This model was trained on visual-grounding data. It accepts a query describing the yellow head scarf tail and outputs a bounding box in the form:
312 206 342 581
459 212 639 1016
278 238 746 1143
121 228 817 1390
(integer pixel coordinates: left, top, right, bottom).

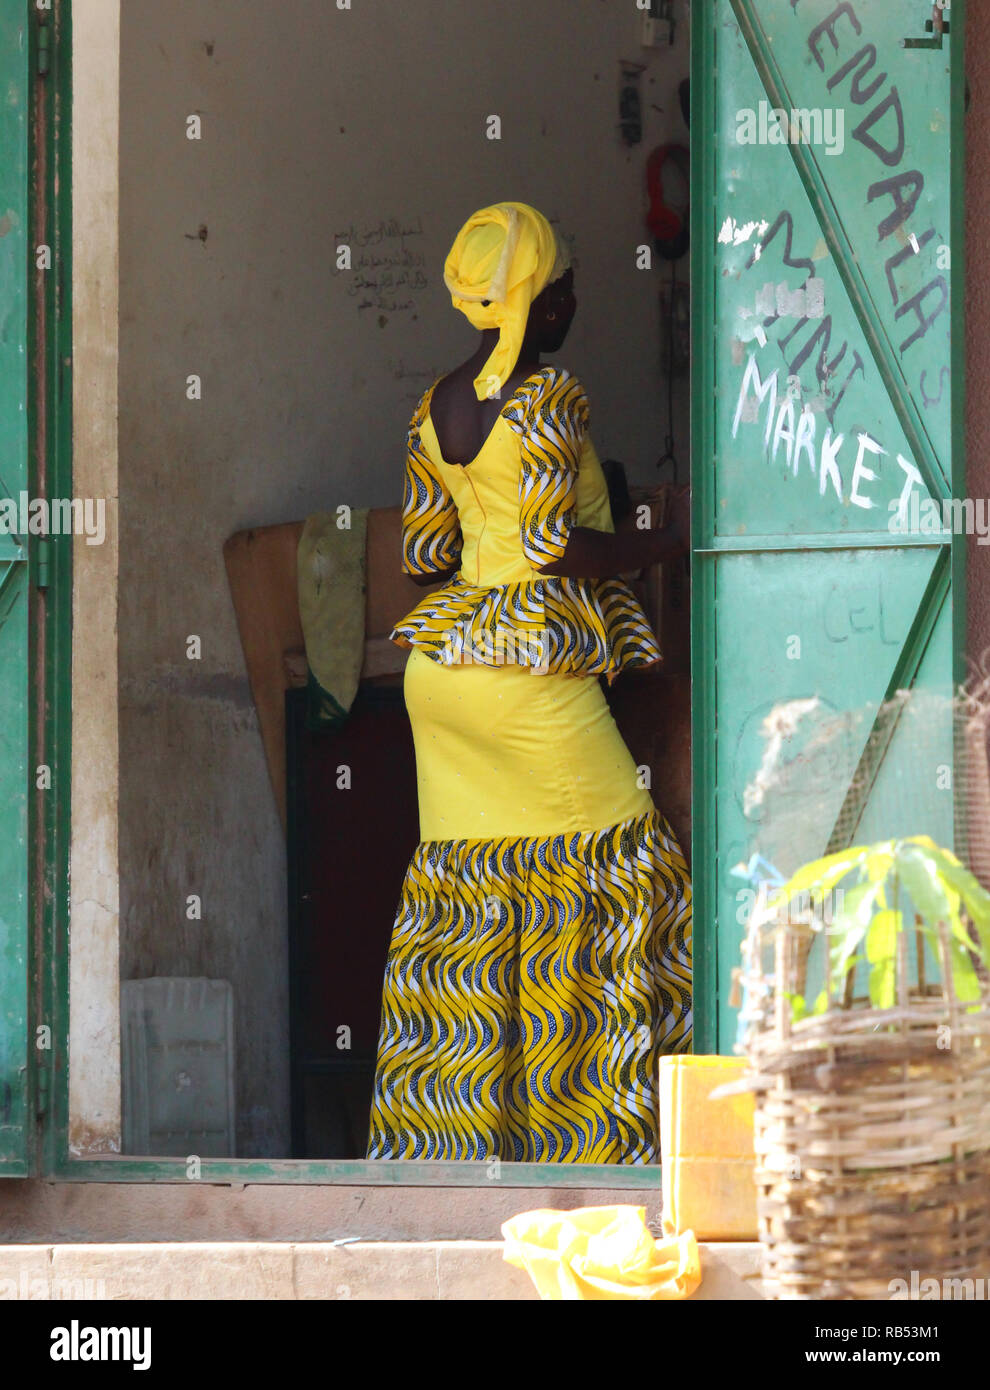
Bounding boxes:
443 202 571 402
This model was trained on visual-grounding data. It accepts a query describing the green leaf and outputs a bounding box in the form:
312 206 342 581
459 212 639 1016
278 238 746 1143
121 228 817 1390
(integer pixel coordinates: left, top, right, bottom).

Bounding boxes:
894 844 956 929
946 936 983 1003
865 847 895 884
780 846 871 900
829 880 878 943
865 908 901 1009
830 918 868 982
948 910 980 954
823 879 883 1001
778 838 990 1013
786 991 808 1022
916 845 990 967
866 908 900 962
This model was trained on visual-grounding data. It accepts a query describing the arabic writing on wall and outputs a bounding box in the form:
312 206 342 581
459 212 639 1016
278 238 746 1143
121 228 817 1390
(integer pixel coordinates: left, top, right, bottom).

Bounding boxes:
334 216 429 315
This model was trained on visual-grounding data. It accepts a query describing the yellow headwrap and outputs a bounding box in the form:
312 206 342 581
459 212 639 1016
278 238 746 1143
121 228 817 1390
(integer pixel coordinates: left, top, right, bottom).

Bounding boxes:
443 202 571 402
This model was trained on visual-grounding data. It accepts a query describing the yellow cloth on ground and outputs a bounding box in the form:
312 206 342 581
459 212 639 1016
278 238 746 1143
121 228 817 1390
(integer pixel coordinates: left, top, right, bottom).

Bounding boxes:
502 1206 701 1301
443 202 571 401
297 508 368 727
659 1056 758 1240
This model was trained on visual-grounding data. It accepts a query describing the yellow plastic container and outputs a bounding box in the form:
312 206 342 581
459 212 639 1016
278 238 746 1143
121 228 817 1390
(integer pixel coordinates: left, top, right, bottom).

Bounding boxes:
659 1055 757 1241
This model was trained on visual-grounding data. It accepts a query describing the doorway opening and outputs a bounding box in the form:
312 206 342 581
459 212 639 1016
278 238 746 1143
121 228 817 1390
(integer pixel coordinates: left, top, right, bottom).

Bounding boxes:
69 0 695 1172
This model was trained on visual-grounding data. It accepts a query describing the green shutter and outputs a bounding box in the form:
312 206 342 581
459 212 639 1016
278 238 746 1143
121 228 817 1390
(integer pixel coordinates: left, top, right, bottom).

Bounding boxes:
0 0 32 1175
691 0 966 1051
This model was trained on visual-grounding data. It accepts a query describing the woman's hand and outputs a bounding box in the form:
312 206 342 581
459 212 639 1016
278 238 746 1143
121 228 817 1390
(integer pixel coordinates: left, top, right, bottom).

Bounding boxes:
663 484 691 556
538 484 691 580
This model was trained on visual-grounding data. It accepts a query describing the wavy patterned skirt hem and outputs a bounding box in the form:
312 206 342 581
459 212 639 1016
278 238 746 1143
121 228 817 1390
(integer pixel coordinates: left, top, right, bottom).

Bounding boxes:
366 807 693 1164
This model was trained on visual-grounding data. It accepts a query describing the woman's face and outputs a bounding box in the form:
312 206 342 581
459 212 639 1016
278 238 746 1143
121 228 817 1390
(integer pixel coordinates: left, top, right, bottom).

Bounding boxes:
535 268 577 350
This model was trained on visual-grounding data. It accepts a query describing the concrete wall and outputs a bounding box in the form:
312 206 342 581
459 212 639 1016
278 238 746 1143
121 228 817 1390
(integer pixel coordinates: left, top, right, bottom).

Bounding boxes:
116 0 692 1155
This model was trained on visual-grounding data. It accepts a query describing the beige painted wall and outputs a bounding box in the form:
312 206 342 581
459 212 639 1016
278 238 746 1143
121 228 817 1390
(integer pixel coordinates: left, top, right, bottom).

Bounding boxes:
114 0 692 1156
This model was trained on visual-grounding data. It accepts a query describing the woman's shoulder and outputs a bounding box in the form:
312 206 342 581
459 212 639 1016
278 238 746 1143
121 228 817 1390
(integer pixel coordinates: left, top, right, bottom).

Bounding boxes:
526 362 587 400
505 364 590 432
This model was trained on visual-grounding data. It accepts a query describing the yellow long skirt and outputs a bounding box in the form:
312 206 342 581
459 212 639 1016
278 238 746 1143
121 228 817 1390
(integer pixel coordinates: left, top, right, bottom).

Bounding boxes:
366 649 692 1163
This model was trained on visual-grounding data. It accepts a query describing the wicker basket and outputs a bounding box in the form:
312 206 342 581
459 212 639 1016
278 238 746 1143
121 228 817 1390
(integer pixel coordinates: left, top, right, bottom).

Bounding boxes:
738 912 990 1300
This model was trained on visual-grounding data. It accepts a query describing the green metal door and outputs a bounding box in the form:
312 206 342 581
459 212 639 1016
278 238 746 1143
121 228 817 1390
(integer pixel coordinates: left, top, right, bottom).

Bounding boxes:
0 1 33 1175
691 0 966 1051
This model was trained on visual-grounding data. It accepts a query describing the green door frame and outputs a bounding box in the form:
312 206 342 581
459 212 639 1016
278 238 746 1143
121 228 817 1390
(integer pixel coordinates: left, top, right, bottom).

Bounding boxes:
35 0 969 1180
0 0 35 1177
28 0 73 1180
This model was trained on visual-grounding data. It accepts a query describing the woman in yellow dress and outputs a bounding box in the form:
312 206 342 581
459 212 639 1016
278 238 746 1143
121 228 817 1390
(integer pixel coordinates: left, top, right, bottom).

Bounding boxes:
367 202 692 1164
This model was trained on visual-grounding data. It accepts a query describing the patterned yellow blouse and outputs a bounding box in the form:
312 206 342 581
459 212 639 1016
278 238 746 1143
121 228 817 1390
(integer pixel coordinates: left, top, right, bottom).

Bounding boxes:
391 365 662 680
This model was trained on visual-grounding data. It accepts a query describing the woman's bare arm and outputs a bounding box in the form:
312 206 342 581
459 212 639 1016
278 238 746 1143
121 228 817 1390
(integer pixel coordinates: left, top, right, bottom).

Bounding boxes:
405 491 691 586
538 487 690 579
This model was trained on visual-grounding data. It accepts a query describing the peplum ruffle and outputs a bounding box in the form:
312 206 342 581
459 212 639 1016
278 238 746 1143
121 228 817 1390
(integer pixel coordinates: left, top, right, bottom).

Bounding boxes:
390 572 662 680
